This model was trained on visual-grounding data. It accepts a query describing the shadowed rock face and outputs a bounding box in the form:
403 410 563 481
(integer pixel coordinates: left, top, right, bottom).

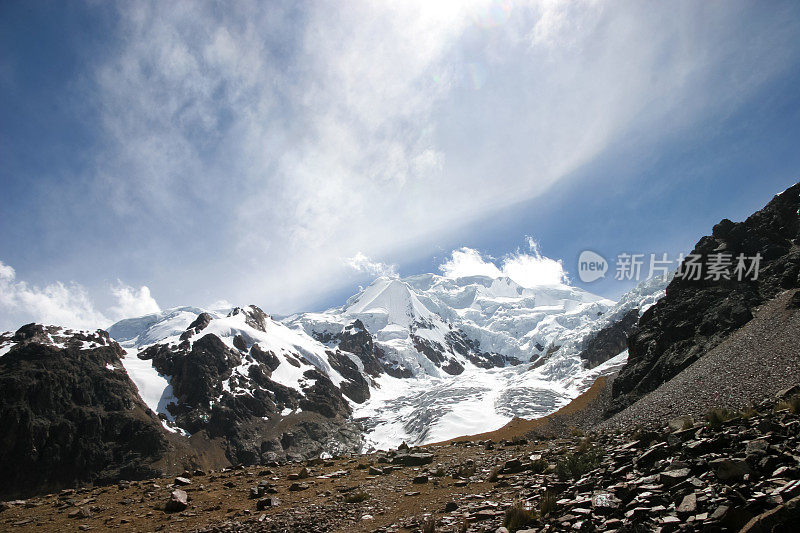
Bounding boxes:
337 320 384 377
610 182 800 414
139 328 361 465
579 308 639 369
0 325 169 499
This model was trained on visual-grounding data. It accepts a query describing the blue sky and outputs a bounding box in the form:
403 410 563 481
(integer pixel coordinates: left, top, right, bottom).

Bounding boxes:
1 0 800 330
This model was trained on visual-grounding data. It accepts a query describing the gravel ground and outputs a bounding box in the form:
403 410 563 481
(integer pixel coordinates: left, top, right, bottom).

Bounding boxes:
599 289 800 430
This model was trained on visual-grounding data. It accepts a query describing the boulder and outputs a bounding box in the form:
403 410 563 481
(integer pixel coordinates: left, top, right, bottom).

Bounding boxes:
164 489 188 513
393 453 434 466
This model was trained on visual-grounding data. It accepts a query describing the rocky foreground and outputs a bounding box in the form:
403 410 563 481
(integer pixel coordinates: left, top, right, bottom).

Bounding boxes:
2 388 800 533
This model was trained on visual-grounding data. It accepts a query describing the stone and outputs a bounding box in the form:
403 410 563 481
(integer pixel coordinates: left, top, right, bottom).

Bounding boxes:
591 493 621 511
256 497 280 510
164 489 188 513
712 458 754 482
659 468 691 487
745 439 769 456
174 476 192 486
68 507 92 519
412 474 429 484
392 453 434 466
368 466 384 475
289 482 309 491
636 443 670 468
502 458 523 473
677 493 697 516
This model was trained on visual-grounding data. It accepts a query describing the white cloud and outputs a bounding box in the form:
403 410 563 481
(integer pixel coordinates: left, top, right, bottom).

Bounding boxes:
439 248 503 279
109 282 161 321
439 238 568 287
501 237 569 287
67 1 798 312
344 253 398 278
0 260 110 330
0 260 162 331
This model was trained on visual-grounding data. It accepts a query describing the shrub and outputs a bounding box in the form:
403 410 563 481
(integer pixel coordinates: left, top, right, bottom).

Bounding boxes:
539 492 557 517
344 491 370 503
503 499 536 532
576 437 592 454
740 405 759 419
530 458 549 474
487 465 501 482
777 395 800 414
555 448 602 479
705 407 737 427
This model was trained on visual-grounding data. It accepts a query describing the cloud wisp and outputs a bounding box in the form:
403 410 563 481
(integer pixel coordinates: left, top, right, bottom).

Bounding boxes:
344 253 398 278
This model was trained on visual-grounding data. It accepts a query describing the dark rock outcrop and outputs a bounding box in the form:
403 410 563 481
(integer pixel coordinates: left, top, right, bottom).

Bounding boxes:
326 350 370 403
337 320 384 377
228 306 269 332
610 183 800 414
579 308 639 369
139 330 361 465
0 325 169 499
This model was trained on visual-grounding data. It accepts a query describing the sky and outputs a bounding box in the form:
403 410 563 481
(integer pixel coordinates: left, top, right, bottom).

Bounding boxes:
1 0 800 331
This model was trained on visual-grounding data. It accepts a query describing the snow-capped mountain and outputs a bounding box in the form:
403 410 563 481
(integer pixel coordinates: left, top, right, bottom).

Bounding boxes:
287 274 614 377
105 273 669 456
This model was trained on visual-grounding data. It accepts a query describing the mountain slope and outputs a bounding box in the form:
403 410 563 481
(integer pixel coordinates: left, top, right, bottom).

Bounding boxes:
610 182 800 413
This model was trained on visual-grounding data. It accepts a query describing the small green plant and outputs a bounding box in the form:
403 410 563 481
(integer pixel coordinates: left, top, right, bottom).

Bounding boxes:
705 407 737 427
682 417 695 430
343 491 370 503
503 499 536 531
554 448 602 479
529 458 549 474
539 492 557 517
